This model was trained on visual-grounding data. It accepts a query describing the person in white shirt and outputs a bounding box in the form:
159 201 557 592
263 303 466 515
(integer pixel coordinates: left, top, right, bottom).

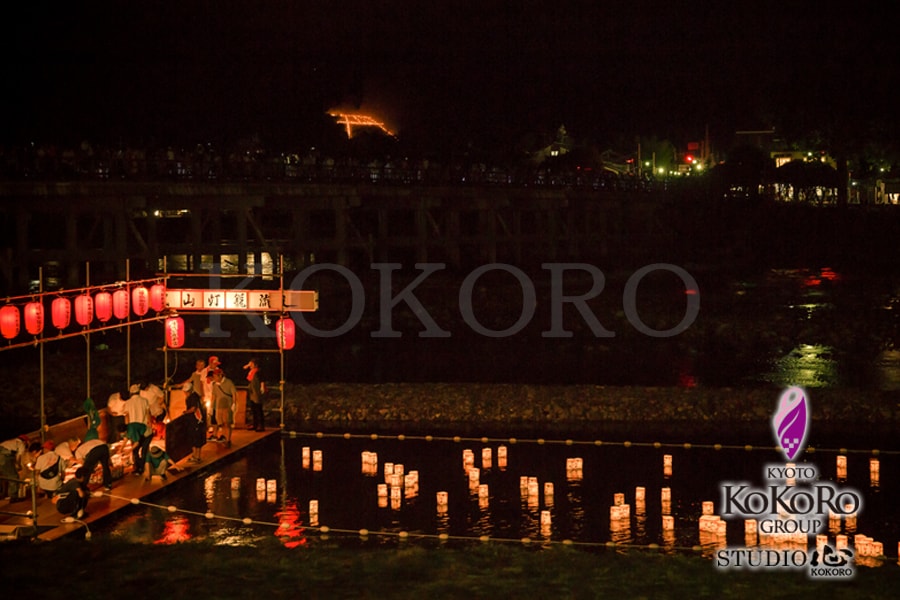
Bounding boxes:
68 437 113 491
34 441 68 497
123 385 153 475
0 435 40 501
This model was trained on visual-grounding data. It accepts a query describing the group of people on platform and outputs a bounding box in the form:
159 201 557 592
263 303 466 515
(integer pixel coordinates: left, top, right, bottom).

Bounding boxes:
181 355 266 461
0 354 266 521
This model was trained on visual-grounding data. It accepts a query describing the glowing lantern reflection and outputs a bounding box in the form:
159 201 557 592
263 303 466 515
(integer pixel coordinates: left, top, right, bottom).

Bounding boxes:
165 315 185 348
276 317 295 350
95 291 113 322
52 297 71 329
74 294 93 326
150 283 166 312
0 305 20 339
132 286 150 316
113 289 130 320
24 301 44 335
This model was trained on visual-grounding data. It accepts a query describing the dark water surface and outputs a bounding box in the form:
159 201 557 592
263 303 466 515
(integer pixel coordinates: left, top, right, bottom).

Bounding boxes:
92 434 899 556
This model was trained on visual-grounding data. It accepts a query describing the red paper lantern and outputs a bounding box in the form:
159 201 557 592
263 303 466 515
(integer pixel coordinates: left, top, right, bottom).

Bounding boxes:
150 283 166 312
24 301 44 335
132 286 149 316
74 294 93 326
113 289 130 320
165 315 185 348
0 305 19 339
52 297 71 329
276 317 295 350
95 291 113 322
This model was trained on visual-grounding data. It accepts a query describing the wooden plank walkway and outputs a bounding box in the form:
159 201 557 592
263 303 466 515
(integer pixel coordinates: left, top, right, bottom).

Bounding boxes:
0 427 279 542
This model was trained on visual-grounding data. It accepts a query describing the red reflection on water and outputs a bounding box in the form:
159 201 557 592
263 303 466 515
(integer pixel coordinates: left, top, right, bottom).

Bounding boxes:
154 515 193 545
275 501 307 548
803 267 841 287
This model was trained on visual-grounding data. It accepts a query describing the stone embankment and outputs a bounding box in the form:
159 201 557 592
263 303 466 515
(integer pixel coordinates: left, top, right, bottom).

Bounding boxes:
277 383 900 442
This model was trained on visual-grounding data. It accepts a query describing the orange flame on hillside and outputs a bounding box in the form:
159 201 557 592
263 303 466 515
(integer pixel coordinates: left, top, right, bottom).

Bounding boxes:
328 111 396 139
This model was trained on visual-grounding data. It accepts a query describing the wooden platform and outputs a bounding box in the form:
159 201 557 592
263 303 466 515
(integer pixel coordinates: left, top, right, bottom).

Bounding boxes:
0 427 279 542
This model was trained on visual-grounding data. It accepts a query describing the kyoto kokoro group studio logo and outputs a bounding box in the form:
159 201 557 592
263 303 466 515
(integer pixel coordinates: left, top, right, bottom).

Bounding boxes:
715 386 861 580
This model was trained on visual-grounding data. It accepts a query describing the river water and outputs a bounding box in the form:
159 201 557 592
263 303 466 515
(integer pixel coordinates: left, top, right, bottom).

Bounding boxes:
92 434 898 557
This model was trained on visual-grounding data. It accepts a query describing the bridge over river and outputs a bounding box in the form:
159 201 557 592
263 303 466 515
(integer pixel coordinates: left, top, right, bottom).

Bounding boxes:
0 180 673 292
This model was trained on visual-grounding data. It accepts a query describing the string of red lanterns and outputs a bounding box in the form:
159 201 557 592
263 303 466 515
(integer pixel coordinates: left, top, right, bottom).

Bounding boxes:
2 281 297 352
1 282 166 340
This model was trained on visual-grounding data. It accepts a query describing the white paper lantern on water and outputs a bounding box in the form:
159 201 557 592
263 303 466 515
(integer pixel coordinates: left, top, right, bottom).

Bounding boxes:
231 477 241 490
481 448 492 468
266 479 277 493
702 501 714 516
394 463 404 476
661 487 671 502
870 458 880 487
497 445 508 469
540 510 551 526
662 515 674 531
544 482 554 498
635 486 645 501
256 478 266 490
613 493 624 506
377 483 388 498
468 467 480 487
436 491 448 506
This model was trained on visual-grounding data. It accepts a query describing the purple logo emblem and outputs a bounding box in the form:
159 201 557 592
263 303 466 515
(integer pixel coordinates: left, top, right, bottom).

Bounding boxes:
772 386 809 461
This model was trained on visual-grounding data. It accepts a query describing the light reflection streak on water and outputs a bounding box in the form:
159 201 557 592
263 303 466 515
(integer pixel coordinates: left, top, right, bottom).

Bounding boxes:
766 344 838 388
154 514 192 545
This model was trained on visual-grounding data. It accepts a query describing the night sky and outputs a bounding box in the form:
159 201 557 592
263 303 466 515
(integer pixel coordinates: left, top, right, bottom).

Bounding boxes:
3 2 897 155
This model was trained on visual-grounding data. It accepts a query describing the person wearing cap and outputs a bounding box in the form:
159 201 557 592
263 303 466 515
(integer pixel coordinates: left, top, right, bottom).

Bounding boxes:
0 435 41 501
34 440 68 497
123 383 153 475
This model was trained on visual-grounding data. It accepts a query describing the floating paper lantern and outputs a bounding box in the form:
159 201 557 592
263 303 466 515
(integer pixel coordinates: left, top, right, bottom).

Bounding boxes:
74 294 93 326
51 297 71 329
95 291 113 322
436 491 448 506
836 455 848 480
0 305 19 339
24 301 44 335
132 286 150 316
275 317 295 350
113 289 130 320
149 283 166 312
164 315 185 348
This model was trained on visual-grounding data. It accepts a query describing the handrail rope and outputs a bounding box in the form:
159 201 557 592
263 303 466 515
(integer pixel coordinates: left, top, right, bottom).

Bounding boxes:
282 430 900 456
94 491 898 564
